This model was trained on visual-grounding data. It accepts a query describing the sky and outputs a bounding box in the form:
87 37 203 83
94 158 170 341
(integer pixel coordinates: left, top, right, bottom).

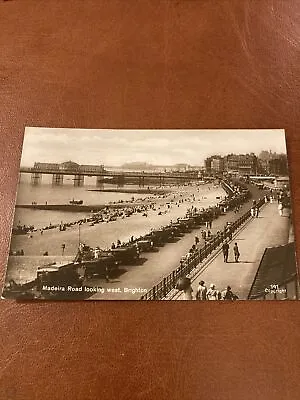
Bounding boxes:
20 128 287 167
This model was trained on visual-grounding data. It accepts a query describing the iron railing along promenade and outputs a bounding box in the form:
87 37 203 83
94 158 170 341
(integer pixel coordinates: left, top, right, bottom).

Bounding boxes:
140 197 264 300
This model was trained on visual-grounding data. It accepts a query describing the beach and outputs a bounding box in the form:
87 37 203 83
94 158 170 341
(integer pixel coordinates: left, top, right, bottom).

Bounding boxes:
8 183 225 284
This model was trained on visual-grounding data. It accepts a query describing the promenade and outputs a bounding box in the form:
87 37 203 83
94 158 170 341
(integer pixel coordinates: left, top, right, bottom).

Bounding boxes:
90 184 266 300
175 202 290 300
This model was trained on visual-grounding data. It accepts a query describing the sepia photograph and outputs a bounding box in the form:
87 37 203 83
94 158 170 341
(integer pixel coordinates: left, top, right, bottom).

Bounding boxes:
2 128 298 301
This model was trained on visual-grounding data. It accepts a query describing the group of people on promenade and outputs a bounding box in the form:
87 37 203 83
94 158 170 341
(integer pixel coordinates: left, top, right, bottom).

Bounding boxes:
262 188 290 217
195 281 239 301
222 241 240 263
171 183 292 301
178 278 239 301
178 179 251 267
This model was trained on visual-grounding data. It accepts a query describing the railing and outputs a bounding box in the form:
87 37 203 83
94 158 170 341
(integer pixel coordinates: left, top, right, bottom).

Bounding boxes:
220 180 236 196
140 197 264 300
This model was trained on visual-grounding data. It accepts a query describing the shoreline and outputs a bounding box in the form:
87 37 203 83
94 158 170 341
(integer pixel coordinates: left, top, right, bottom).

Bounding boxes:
15 203 139 212
87 188 168 195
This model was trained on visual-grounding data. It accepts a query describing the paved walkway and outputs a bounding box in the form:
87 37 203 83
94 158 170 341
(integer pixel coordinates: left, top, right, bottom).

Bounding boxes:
176 202 290 300
89 185 266 300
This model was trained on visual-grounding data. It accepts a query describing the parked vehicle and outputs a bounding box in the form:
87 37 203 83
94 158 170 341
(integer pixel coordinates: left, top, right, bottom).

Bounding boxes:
74 244 120 278
110 246 140 265
136 239 154 252
83 254 118 279
176 218 193 232
36 262 84 292
145 228 173 246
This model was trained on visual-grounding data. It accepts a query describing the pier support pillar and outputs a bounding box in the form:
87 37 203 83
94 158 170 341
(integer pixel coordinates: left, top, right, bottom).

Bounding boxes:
138 176 145 187
31 172 42 185
96 176 104 188
52 174 64 185
74 174 84 187
117 175 125 187
159 176 165 187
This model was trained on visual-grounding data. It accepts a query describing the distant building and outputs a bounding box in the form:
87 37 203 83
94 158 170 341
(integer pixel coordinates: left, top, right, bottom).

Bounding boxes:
268 155 288 176
204 156 224 174
205 153 257 176
257 158 269 175
211 157 225 174
225 153 258 175
59 161 80 171
257 151 288 176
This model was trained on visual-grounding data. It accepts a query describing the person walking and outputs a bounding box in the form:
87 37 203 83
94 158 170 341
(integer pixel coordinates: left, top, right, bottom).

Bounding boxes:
233 243 240 262
183 282 193 300
195 235 200 245
176 277 193 300
196 281 207 300
222 241 229 262
221 286 238 301
225 223 232 240
206 284 220 300
278 202 283 216
105 266 110 283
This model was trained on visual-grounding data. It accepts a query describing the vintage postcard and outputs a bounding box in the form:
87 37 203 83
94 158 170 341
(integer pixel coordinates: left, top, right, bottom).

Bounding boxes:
2 128 298 300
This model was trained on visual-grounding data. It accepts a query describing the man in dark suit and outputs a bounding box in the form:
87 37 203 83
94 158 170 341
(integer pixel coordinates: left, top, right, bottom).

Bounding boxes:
222 241 229 262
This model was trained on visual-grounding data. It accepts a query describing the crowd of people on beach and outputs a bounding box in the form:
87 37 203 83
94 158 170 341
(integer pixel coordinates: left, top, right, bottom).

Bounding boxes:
11 183 222 257
13 184 220 248
15 184 213 236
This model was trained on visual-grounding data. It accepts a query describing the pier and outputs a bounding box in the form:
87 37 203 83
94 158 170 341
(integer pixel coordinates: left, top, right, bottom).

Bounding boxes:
20 164 205 187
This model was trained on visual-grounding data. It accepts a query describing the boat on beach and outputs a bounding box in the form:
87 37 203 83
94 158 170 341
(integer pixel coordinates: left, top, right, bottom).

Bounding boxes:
69 199 83 205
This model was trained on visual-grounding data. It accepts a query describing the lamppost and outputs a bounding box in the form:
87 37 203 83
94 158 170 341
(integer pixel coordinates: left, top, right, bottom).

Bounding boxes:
78 222 82 248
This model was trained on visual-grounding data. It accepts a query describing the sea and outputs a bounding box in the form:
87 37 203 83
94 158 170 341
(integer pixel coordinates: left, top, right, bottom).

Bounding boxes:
14 173 156 229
